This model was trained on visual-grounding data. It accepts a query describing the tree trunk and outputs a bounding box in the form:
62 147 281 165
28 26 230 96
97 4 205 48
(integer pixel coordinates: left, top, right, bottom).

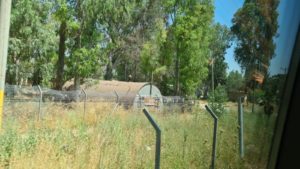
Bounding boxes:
124 62 127 81
74 0 82 93
73 75 81 102
175 47 180 95
104 61 113 80
32 68 41 86
55 21 66 90
9 53 18 85
74 31 81 98
74 75 81 90
15 56 19 85
252 89 255 113
133 59 137 81
150 71 153 97
15 64 19 85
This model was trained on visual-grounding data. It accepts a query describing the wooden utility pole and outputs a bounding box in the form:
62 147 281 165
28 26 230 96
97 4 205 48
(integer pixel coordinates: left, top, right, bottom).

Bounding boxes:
0 0 12 128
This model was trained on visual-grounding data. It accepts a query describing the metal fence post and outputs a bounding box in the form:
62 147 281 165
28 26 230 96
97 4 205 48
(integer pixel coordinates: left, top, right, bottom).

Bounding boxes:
238 97 245 158
143 108 161 169
137 94 142 108
37 85 42 121
111 90 119 113
82 89 87 117
114 90 119 103
205 105 218 169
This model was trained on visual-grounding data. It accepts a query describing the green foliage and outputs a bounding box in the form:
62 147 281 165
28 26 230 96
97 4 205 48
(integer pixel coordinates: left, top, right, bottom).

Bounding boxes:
8 0 57 86
16 130 38 154
140 18 167 83
6 0 230 100
208 85 228 117
251 88 266 104
263 73 286 104
0 128 17 164
96 0 156 81
225 71 245 101
231 0 279 83
207 24 232 86
66 46 107 79
161 0 214 96
226 70 245 93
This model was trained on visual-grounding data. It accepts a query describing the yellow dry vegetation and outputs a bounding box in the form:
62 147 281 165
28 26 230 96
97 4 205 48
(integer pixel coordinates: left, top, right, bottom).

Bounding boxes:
0 102 276 169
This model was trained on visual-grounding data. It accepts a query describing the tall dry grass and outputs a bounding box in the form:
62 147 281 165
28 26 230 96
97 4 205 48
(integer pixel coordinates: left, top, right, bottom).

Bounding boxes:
0 102 276 169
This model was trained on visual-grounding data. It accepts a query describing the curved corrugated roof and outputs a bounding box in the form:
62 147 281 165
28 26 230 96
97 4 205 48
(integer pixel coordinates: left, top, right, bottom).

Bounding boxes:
63 79 150 104
89 80 148 93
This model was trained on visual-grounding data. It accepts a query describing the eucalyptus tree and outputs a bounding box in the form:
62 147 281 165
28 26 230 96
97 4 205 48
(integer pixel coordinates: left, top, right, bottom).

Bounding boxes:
8 0 57 86
231 0 279 86
53 0 106 90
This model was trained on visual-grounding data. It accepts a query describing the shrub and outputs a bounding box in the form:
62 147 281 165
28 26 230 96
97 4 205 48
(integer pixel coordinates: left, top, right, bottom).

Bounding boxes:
248 89 265 104
208 85 228 117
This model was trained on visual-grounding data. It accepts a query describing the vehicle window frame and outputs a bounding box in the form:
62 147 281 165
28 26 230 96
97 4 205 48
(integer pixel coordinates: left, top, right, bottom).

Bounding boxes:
268 24 300 169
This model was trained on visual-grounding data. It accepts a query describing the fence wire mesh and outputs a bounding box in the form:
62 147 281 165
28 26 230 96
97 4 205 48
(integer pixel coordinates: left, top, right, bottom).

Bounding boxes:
3 85 201 120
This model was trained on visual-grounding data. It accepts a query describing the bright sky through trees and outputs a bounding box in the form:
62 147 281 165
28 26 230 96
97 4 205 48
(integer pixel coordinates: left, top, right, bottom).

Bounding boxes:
215 0 300 75
214 0 243 73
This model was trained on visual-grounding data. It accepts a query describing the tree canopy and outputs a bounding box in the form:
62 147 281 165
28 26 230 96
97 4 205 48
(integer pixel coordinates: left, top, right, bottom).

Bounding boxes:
6 0 280 99
231 0 279 86
206 23 232 88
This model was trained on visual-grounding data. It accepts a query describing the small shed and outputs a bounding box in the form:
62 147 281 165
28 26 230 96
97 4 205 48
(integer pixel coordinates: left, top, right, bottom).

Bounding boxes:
64 80 163 109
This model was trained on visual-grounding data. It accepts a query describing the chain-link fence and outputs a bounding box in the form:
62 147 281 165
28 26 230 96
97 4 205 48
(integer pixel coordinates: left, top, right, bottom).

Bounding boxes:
2 85 276 169
3 85 198 120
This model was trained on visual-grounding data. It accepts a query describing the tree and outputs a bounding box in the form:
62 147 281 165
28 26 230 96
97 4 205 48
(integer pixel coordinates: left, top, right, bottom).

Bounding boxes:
62 0 107 90
225 71 245 101
226 71 244 92
6 0 225 100
162 0 214 96
261 73 286 115
207 24 232 87
96 0 166 82
92 0 148 81
231 0 279 86
140 16 167 85
7 0 57 86
53 0 75 89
